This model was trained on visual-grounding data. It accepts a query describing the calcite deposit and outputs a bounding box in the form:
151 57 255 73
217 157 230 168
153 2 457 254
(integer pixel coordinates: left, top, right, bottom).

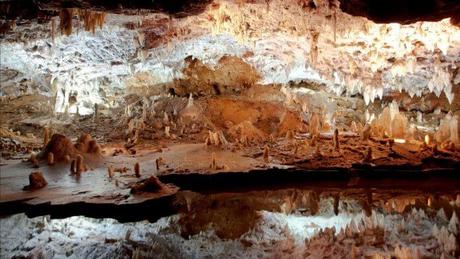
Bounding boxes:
1 0 459 258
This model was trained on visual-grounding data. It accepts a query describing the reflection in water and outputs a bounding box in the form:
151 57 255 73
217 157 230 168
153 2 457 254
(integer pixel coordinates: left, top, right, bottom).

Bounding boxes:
1 188 459 258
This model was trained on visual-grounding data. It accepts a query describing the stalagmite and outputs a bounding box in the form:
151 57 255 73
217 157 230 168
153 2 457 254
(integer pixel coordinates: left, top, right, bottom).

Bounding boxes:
165 126 171 138
47 152 54 166
133 129 140 144
362 124 371 141
93 104 98 122
285 130 294 140
333 128 339 150
70 159 76 174
156 157 164 171
310 135 318 147
309 113 321 138
108 166 114 179
350 121 358 133
263 145 270 163
364 147 372 162
217 131 228 146
210 131 220 146
424 134 430 146
310 31 319 65
163 112 169 124
210 152 217 170
448 211 458 235
134 162 141 178
205 136 211 146
75 155 84 174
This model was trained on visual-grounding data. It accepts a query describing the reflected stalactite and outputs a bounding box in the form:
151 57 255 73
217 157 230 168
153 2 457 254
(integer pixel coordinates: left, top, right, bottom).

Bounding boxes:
59 8 74 36
78 9 106 34
59 8 106 36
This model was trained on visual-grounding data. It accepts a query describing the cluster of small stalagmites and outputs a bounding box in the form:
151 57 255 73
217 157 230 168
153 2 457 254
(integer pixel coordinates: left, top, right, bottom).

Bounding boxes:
205 130 228 147
125 118 145 148
432 210 459 256
280 191 320 215
123 98 199 144
162 111 181 140
304 206 454 258
29 129 75 168
76 133 102 154
30 130 103 176
107 165 129 179
304 215 386 258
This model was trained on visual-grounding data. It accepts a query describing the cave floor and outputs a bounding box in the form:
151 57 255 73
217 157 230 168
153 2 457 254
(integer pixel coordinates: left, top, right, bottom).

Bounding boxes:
1 94 460 219
1 138 460 221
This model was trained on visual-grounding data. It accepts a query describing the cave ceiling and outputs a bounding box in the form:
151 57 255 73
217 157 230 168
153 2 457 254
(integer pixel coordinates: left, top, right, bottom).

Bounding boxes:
0 0 459 116
2 0 460 23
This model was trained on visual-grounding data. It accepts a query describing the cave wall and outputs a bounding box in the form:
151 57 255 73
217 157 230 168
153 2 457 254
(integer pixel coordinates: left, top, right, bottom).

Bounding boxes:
0 0 459 119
